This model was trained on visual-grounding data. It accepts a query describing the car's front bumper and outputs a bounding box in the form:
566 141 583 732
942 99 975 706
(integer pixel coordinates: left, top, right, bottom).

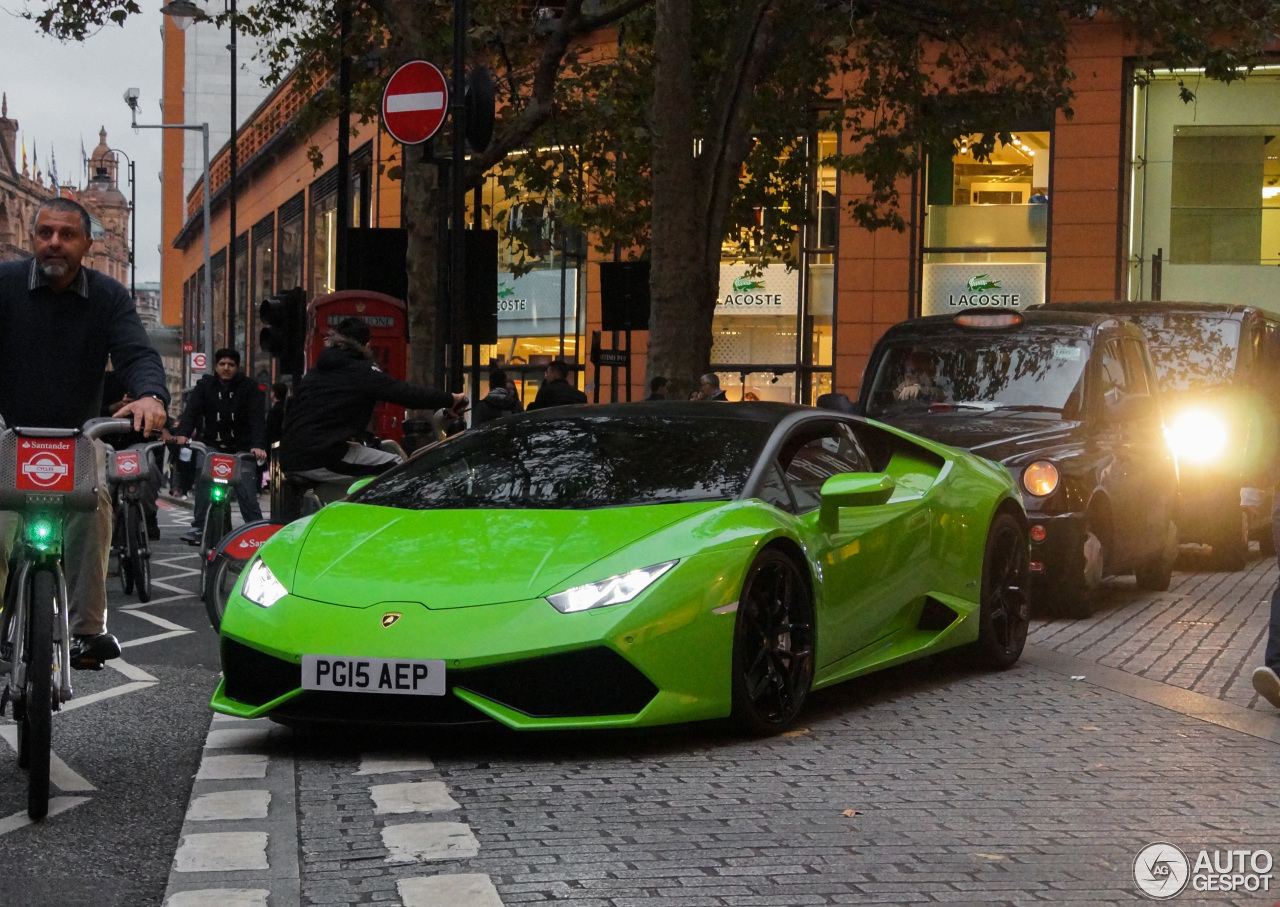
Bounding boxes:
211 548 750 730
1023 510 1086 596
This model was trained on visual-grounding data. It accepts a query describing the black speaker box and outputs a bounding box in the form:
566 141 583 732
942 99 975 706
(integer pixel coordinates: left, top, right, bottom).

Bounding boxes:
599 261 651 331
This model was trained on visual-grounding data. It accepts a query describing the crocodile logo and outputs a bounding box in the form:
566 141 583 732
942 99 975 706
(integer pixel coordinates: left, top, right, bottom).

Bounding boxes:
497 282 515 299
732 274 764 292
966 274 1002 293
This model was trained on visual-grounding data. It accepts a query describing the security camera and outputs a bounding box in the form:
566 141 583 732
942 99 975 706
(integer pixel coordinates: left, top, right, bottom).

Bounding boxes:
123 87 140 109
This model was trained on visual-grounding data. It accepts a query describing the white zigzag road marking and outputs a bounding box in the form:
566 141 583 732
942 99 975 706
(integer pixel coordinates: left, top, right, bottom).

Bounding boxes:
122 630 194 648
59 680 157 712
121 609 190 632
0 797 91 834
0 728 94 792
109 657 159 682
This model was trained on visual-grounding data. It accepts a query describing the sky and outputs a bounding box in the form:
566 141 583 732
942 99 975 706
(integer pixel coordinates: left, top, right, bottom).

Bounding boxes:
1 3 167 284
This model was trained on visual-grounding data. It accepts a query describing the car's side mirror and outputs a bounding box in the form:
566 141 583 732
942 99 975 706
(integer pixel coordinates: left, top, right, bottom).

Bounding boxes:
819 473 896 529
1104 393 1157 423
346 476 374 496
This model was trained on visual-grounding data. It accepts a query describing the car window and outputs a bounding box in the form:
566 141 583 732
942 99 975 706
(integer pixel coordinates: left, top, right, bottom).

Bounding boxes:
1128 313 1241 393
755 461 795 513
1098 339 1129 405
779 422 873 513
1121 340 1151 397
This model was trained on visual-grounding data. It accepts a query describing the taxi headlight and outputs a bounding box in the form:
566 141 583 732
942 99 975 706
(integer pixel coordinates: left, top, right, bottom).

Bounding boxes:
1022 461 1060 498
1165 409 1229 464
547 560 678 614
241 558 288 609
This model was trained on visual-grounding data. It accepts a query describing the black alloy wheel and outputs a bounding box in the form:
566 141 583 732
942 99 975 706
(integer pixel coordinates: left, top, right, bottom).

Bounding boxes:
1134 518 1177 592
730 548 815 735
969 513 1030 670
131 501 152 603
21 569 55 820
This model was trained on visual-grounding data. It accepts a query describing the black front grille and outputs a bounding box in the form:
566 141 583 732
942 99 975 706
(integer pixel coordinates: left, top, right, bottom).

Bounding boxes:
456 647 658 718
221 637 301 706
271 690 491 726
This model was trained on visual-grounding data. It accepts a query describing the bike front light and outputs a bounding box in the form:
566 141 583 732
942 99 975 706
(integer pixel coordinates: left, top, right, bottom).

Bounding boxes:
210 483 229 502
241 558 288 609
1165 409 1229 465
546 560 678 614
26 517 59 551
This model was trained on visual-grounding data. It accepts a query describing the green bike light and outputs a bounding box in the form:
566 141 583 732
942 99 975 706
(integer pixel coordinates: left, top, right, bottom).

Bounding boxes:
210 484 229 502
27 517 59 551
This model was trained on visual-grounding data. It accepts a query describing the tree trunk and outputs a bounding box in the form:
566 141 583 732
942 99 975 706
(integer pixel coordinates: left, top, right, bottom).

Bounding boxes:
402 148 442 389
647 0 713 402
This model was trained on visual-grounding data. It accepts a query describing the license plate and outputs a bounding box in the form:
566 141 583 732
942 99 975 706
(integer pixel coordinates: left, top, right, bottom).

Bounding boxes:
301 655 446 696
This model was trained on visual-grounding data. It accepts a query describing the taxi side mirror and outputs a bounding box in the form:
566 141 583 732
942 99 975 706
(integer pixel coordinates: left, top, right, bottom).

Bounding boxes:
346 476 374 496
1104 393 1157 424
819 473 896 529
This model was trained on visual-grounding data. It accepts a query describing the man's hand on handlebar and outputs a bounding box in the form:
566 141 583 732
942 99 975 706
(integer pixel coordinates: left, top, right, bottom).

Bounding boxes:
250 447 267 464
113 395 167 435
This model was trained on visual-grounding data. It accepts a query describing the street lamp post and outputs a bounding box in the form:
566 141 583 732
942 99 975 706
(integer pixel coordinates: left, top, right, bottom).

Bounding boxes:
125 88 213 379
161 0 238 352
105 147 136 302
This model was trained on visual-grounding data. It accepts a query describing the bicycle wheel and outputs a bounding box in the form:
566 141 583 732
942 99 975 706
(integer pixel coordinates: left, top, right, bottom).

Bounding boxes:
203 553 247 632
20 569 55 820
114 506 132 595
129 502 152 603
199 503 230 599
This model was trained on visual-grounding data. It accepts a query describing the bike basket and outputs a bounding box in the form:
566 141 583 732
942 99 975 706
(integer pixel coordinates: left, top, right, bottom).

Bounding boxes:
107 449 146 482
0 429 101 511
202 452 241 485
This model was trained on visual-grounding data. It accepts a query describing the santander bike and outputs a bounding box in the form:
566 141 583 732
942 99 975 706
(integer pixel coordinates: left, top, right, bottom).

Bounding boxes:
182 442 261 606
108 440 164 603
0 416 133 820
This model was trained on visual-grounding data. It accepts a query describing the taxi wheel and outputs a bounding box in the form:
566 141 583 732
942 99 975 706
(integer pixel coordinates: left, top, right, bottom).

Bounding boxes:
1213 511 1248 572
1058 527 1105 618
1134 519 1177 591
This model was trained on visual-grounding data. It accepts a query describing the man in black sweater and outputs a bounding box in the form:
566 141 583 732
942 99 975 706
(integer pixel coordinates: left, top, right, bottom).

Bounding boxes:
172 348 266 542
0 198 169 669
280 317 465 482
526 359 587 410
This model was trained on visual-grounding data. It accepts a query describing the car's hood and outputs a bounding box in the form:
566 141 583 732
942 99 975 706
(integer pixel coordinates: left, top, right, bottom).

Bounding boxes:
287 500 721 609
882 412 1078 464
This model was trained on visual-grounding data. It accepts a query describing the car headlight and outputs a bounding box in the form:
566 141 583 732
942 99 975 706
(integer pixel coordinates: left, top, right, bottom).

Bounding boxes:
241 558 288 609
1165 409 1229 464
546 560 678 614
1022 461 1060 497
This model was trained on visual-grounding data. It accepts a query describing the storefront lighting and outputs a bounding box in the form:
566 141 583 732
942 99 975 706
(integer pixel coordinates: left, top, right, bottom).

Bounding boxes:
1264 187 1280 199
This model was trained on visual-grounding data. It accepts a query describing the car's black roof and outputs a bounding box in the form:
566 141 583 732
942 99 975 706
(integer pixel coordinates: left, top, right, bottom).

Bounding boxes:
878 309 1129 340
1038 300 1264 320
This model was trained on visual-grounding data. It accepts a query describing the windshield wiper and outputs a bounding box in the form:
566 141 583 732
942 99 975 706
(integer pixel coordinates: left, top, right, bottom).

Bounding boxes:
988 404 1061 413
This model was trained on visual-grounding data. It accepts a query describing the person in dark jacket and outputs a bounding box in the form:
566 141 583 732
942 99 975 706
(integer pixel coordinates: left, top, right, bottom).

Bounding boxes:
280 317 465 481
527 359 587 411
698 373 729 401
645 376 668 401
473 368 524 425
173 348 266 542
0 198 169 669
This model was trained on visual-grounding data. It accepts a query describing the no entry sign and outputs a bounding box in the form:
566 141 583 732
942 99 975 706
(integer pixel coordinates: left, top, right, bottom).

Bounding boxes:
382 60 449 145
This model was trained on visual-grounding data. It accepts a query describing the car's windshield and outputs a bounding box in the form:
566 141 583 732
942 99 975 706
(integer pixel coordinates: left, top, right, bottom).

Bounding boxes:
350 414 774 510
1127 314 1240 394
866 334 1090 417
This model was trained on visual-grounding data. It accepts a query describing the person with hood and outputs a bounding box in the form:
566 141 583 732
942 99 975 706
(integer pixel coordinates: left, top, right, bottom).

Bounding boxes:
172 348 265 542
279 316 466 482
472 367 523 425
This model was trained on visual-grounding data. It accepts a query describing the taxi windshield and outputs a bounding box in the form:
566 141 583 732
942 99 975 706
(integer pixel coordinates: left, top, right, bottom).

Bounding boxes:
1127 314 1240 394
866 335 1090 417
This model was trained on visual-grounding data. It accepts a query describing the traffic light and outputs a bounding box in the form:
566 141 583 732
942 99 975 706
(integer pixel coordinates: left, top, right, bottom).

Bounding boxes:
260 287 306 378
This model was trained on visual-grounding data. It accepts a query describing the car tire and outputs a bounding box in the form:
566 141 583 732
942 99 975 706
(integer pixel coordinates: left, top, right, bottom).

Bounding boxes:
1257 527 1276 558
1214 510 1248 572
729 548 815 736
967 513 1030 670
1055 525 1105 619
1134 519 1178 592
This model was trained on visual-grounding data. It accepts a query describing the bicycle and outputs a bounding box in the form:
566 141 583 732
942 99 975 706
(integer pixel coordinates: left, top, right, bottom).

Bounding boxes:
107 440 163 603
181 442 259 603
0 416 132 820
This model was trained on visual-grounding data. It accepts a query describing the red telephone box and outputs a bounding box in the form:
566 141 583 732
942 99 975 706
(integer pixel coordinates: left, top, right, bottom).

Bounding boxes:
307 291 409 443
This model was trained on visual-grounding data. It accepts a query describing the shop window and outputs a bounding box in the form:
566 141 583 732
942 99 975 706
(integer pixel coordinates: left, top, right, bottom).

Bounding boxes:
1170 129 1276 264
250 214 274 384
210 248 227 352
277 193 305 292
311 169 339 297
234 233 249 357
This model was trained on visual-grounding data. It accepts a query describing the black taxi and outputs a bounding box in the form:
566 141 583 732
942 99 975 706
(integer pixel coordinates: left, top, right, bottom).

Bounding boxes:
854 309 1179 616
1041 302 1275 570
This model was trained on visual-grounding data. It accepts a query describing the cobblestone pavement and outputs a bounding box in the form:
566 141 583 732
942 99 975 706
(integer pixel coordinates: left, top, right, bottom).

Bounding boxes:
165 544 1280 907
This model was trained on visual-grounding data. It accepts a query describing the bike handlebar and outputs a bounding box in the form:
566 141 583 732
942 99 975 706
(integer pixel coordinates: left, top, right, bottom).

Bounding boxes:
83 418 136 441
182 441 259 462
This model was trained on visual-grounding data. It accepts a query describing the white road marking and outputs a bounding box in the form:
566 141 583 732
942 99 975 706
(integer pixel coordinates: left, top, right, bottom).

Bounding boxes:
164 890 270 907
50 749 97 791
382 822 480 863
399 874 504 907
122 609 191 632
370 781 460 815
122 629 194 648
173 831 269 872
59 680 157 712
109 655 159 682
186 789 270 821
355 754 435 775
0 797 91 834
204 727 274 750
196 754 269 780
